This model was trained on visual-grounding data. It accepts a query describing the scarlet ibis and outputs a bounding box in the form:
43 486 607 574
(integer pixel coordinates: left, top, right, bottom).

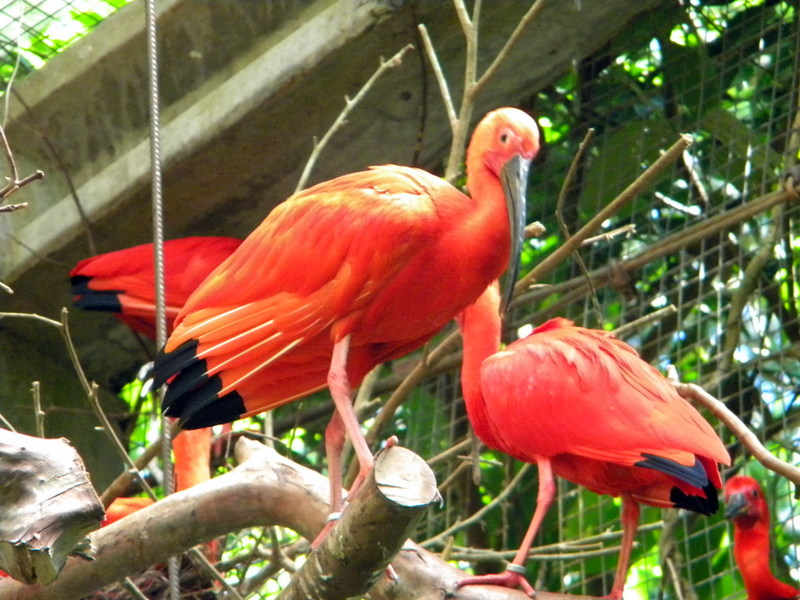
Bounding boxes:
724 475 799 600
70 236 242 339
152 107 540 522
455 283 731 598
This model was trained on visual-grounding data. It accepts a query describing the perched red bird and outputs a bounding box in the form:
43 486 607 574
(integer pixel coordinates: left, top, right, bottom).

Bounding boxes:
70 236 242 339
455 284 731 598
724 475 799 600
153 107 540 521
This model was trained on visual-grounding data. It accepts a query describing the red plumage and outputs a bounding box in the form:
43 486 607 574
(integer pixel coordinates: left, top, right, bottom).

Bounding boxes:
456 284 731 598
70 237 242 339
725 475 799 600
153 108 541 527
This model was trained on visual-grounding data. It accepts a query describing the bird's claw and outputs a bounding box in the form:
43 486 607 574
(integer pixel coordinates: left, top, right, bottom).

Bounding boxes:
455 567 536 598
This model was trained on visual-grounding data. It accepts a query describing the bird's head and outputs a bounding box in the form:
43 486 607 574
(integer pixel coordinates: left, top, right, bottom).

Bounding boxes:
467 107 540 314
724 475 769 527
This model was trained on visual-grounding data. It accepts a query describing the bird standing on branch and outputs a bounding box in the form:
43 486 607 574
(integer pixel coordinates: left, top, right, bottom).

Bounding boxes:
152 107 540 531
724 475 800 600
70 236 243 339
455 283 731 598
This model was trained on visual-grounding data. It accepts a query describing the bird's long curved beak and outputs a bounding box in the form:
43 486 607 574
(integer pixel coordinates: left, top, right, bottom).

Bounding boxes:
499 154 531 315
724 493 748 519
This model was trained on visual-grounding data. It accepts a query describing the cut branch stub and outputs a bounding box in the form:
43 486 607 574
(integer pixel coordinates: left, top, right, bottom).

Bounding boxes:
278 445 439 600
0 429 104 585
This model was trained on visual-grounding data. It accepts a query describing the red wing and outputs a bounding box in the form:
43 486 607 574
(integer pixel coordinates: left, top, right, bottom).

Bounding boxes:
480 323 729 472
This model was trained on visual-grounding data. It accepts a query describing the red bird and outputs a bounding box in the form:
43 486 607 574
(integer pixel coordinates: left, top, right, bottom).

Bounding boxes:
724 475 799 600
70 236 242 339
152 108 540 522
455 284 731 598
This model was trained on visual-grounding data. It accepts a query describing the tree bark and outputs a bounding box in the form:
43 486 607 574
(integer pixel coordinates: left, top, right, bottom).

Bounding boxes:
0 438 593 599
0 429 104 585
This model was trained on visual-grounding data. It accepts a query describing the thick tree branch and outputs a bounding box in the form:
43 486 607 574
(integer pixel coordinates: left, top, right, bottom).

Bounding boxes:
0 439 592 600
279 446 438 600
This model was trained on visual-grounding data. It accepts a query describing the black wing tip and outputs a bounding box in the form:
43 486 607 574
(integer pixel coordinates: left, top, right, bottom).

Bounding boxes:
636 453 719 515
153 339 200 388
70 276 124 313
173 390 246 429
670 482 719 515
157 341 246 429
636 453 709 490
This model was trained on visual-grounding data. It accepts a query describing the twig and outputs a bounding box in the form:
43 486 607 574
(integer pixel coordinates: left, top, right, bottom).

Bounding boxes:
472 0 546 99
120 578 149 600
716 204 782 378
672 380 800 485
0 411 16 432
0 122 44 203
0 311 62 328
59 308 158 502
0 281 11 294
31 381 43 438
417 24 457 131
99 420 181 507
555 128 600 321
514 134 694 297
427 437 471 466
294 44 414 193
612 305 678 340
421 463 532 548
0 202 27 212
514 183 800 311
344 328 462 486
580 224 636 247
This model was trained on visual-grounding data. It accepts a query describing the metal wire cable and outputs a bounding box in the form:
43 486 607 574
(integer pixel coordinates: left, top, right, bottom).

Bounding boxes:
143 0 179 598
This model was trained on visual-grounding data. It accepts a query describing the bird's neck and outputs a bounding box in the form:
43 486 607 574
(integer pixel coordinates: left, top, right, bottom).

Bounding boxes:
734 520 799 599
458 286 503 449
462 159 511 271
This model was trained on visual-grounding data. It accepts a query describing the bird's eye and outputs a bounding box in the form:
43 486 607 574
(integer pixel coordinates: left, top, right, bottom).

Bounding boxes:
500 132 510 144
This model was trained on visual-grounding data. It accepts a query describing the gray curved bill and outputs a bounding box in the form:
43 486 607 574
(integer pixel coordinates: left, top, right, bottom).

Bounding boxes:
499 154 530 314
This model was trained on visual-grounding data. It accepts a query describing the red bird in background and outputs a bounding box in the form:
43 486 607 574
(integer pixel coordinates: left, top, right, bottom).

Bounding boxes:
455 283 731 598
724 475 800 600
152 107 540 525
70 236 242 339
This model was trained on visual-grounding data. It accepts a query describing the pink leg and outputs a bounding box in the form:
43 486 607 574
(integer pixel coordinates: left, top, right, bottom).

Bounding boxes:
456 457 554 597
310 411 346 548
312 335 376 548
327 335 375 493
607 497 640 599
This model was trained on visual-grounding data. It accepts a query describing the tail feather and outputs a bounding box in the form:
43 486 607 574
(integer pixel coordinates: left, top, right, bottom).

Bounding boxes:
670 481 719 515
635 453 719 515
71 275 123 312
153 339 200 388
636 453 709 489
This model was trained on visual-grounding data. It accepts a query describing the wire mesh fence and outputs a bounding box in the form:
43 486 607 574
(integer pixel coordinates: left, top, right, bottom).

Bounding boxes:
404 2 799 599
0 0 131 83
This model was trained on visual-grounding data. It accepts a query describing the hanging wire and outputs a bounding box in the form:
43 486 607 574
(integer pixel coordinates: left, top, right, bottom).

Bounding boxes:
143 0 179 598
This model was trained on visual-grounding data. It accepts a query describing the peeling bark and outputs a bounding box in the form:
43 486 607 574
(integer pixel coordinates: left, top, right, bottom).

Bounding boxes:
0 429 104 585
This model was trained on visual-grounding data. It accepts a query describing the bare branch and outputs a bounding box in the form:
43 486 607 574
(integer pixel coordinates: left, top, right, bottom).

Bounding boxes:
295 44 414 193
0 202 27 213
472 0 546 99
30 381 43 438
672 381 800 486
417 24 457 131
514 134 694 297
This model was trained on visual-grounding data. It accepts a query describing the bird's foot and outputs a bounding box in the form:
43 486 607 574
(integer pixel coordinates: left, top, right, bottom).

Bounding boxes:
310 511 342 548
455 565 536 598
